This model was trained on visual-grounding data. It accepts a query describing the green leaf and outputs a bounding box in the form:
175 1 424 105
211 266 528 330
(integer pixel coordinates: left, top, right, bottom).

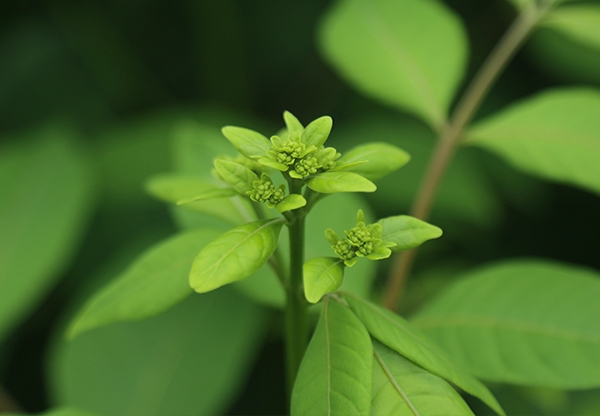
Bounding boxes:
465 88 600 196
341 293 505 416
541 5 600 52
318 0 468 129
49 288 266 416
284 110 304 133
214 159 259 194
276 193 307 212
371 340 474 416
4 407 99 416
67 229 222 339
0 124 93 343
303 257 345 304
221 126 271 158
301 115 333 148
335 142 410 181
292 297 372 416
145 174 235 204
307 171 377 193
190 218 285 293
411 259 600 389
379 215 443 251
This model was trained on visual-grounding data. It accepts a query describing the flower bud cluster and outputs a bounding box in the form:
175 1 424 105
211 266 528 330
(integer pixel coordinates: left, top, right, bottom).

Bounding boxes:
247 173 286 208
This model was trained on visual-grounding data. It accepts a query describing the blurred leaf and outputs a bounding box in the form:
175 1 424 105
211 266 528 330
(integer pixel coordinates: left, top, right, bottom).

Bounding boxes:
541 5 600 51
49 288 266 416
342 293 505 415
0 124 93 342
307 171 376 193
144 174 235 205
221 126 271 158
371 340 474 415
465 88 600 196
379 215 443 251
303 257 345 304
318 0 468 128
335 142 410 181
68 229 222 339
411 259 600 388
4 407 98 416
291 297 372 415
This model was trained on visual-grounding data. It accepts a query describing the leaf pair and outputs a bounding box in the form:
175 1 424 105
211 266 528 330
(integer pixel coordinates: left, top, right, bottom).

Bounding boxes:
291 295 505 415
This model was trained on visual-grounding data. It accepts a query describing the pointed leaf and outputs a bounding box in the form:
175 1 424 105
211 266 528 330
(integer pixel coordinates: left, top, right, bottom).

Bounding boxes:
176 188 237 205
318 0 468 128
303 257 345 304
465 88 600 196
379 215 443 251
145 174 235 204
284 111 304 133
214 159 259 194
541 5 600 52
221 126 271 158
341 293 505 416
411 259 600 389
372 340 474 416
292 297 372 416
335 142 410 180
307 171 376 194
301 115 333 148
276 193 307 212
190 218 285 293
67 229 222 339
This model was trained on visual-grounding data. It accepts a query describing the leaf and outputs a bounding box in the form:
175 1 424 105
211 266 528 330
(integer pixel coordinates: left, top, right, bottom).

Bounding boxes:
0 124 93 343
318 0 468 129
411 259 600 389
291 297 372 416
144 174 235 204
4 407 99 416
49 288 267 416
541 5 600 51
213 159 259 194
465 88 600 196
301 115 333 148
276 193 307 212
67 229 222 339
335 142 410 181
303 257 345 304
190 218 285 293
341 293 505 416
221 126 271 158
284 110 304 133
371 340 474 416
307 171 376 193
379 215 443 251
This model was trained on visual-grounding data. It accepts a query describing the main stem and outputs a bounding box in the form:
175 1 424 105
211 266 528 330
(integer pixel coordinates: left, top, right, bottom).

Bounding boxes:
383 1 554 310
284 210 310 399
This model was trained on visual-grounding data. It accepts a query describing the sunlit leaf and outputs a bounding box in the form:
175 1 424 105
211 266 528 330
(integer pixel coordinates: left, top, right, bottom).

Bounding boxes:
318 0 468 128
301 116 333 148
307 171 376 193
303 257 345 304
221 126 271 158
284 111 304 133
342 292 505 415
276 194 306 212
379 215 443 251
213 159 258 195
465 88 600 196
190 218 285 293
335 142 410 181
292 297 372 415
412 259 600 388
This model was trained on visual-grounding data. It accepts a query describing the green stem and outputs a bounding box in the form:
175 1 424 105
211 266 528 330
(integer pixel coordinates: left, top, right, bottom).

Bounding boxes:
383 0 554 310
284 210 310 399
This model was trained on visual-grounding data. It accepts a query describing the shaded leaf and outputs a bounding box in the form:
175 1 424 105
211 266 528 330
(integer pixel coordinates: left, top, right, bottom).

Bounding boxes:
221 126 271 158
318 0 468 128
307 171 376 193
371 340 474 415
379 215 443 251
342 293 505 415
465 88 600 196
292 297 372 416
303 257 345 304
411 259 600 388
190 218 285 293
335 142 410 181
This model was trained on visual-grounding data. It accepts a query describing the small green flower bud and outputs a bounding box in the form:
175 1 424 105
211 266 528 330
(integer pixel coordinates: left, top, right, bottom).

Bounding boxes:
267 184 286 207
334 239 356 261
247 173 275 203
291 156 319 178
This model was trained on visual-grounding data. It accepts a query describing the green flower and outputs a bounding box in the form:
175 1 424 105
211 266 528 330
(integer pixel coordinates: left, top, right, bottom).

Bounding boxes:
290 156 319 179
266 131 316 168
247 173 286 208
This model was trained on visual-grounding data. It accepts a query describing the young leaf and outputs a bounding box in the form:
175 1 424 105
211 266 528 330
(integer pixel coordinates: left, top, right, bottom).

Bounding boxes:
176 188 237 205
335 142 410 181
411 259 600 389
372 340 474 416
301 115 333 148
214 159 259 195
291 297 372 416
379 215 443 251
465 88 600 196
190 218 285 293
307 171 376 193
145 174 235 205
221 126 271 158
303 257 345 304
341 292 505 416
284 111 304 133
67 229 222 339
541 5 600 52
318 0 468 129
276 193 306 212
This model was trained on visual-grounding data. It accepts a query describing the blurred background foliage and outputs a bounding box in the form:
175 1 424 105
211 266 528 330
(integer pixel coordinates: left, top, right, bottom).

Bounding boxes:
1 0 600 414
